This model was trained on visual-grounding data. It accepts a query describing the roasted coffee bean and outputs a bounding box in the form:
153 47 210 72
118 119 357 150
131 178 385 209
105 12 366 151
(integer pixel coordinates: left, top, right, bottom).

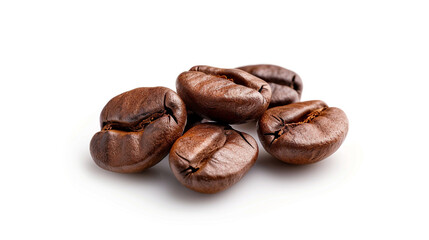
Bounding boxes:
176 65 272 124
257 100 348 164
237 64 303 108
90 87 187 173
169 123 258 193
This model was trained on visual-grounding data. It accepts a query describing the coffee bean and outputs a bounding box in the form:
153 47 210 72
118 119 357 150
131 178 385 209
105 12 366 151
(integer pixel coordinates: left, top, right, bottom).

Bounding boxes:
176 65 272 124
90 87 187 173
169 123 258 193
257 100 348 164
237 64 303 108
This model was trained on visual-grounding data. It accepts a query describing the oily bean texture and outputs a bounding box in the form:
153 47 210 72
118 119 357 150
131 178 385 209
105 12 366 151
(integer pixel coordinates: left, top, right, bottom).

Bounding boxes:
169 123 258 193
257 100 348 164
176 65 272 124
90 87 187 173
237 64 303 108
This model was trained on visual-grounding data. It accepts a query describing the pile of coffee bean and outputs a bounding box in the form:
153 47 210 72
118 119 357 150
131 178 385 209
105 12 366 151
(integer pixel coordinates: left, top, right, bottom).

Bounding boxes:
90 64 349 194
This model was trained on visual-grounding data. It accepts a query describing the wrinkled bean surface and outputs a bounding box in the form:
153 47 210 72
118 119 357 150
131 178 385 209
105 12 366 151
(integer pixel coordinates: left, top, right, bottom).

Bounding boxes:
176 65 271 124
169 123 258 193
90 87 187 173
238 64 303 108
257 100 348 164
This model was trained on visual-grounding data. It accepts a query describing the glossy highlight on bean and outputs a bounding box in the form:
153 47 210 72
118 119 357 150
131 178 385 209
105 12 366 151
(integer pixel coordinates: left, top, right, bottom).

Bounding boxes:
169 123 258 193
238 64 303 108
257 100 348 165
90 87 187 173
88 64 350 195
176 65 272 124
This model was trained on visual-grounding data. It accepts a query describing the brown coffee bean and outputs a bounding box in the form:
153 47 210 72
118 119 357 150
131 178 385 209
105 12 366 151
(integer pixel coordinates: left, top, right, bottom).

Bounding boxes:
169 123 258 193
237 64 303 108
90 87 187 173
176 65 272 124
257 100 348 164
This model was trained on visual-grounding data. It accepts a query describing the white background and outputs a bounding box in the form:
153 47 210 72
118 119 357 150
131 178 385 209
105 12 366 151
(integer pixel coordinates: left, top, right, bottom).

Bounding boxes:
1 0 428 239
